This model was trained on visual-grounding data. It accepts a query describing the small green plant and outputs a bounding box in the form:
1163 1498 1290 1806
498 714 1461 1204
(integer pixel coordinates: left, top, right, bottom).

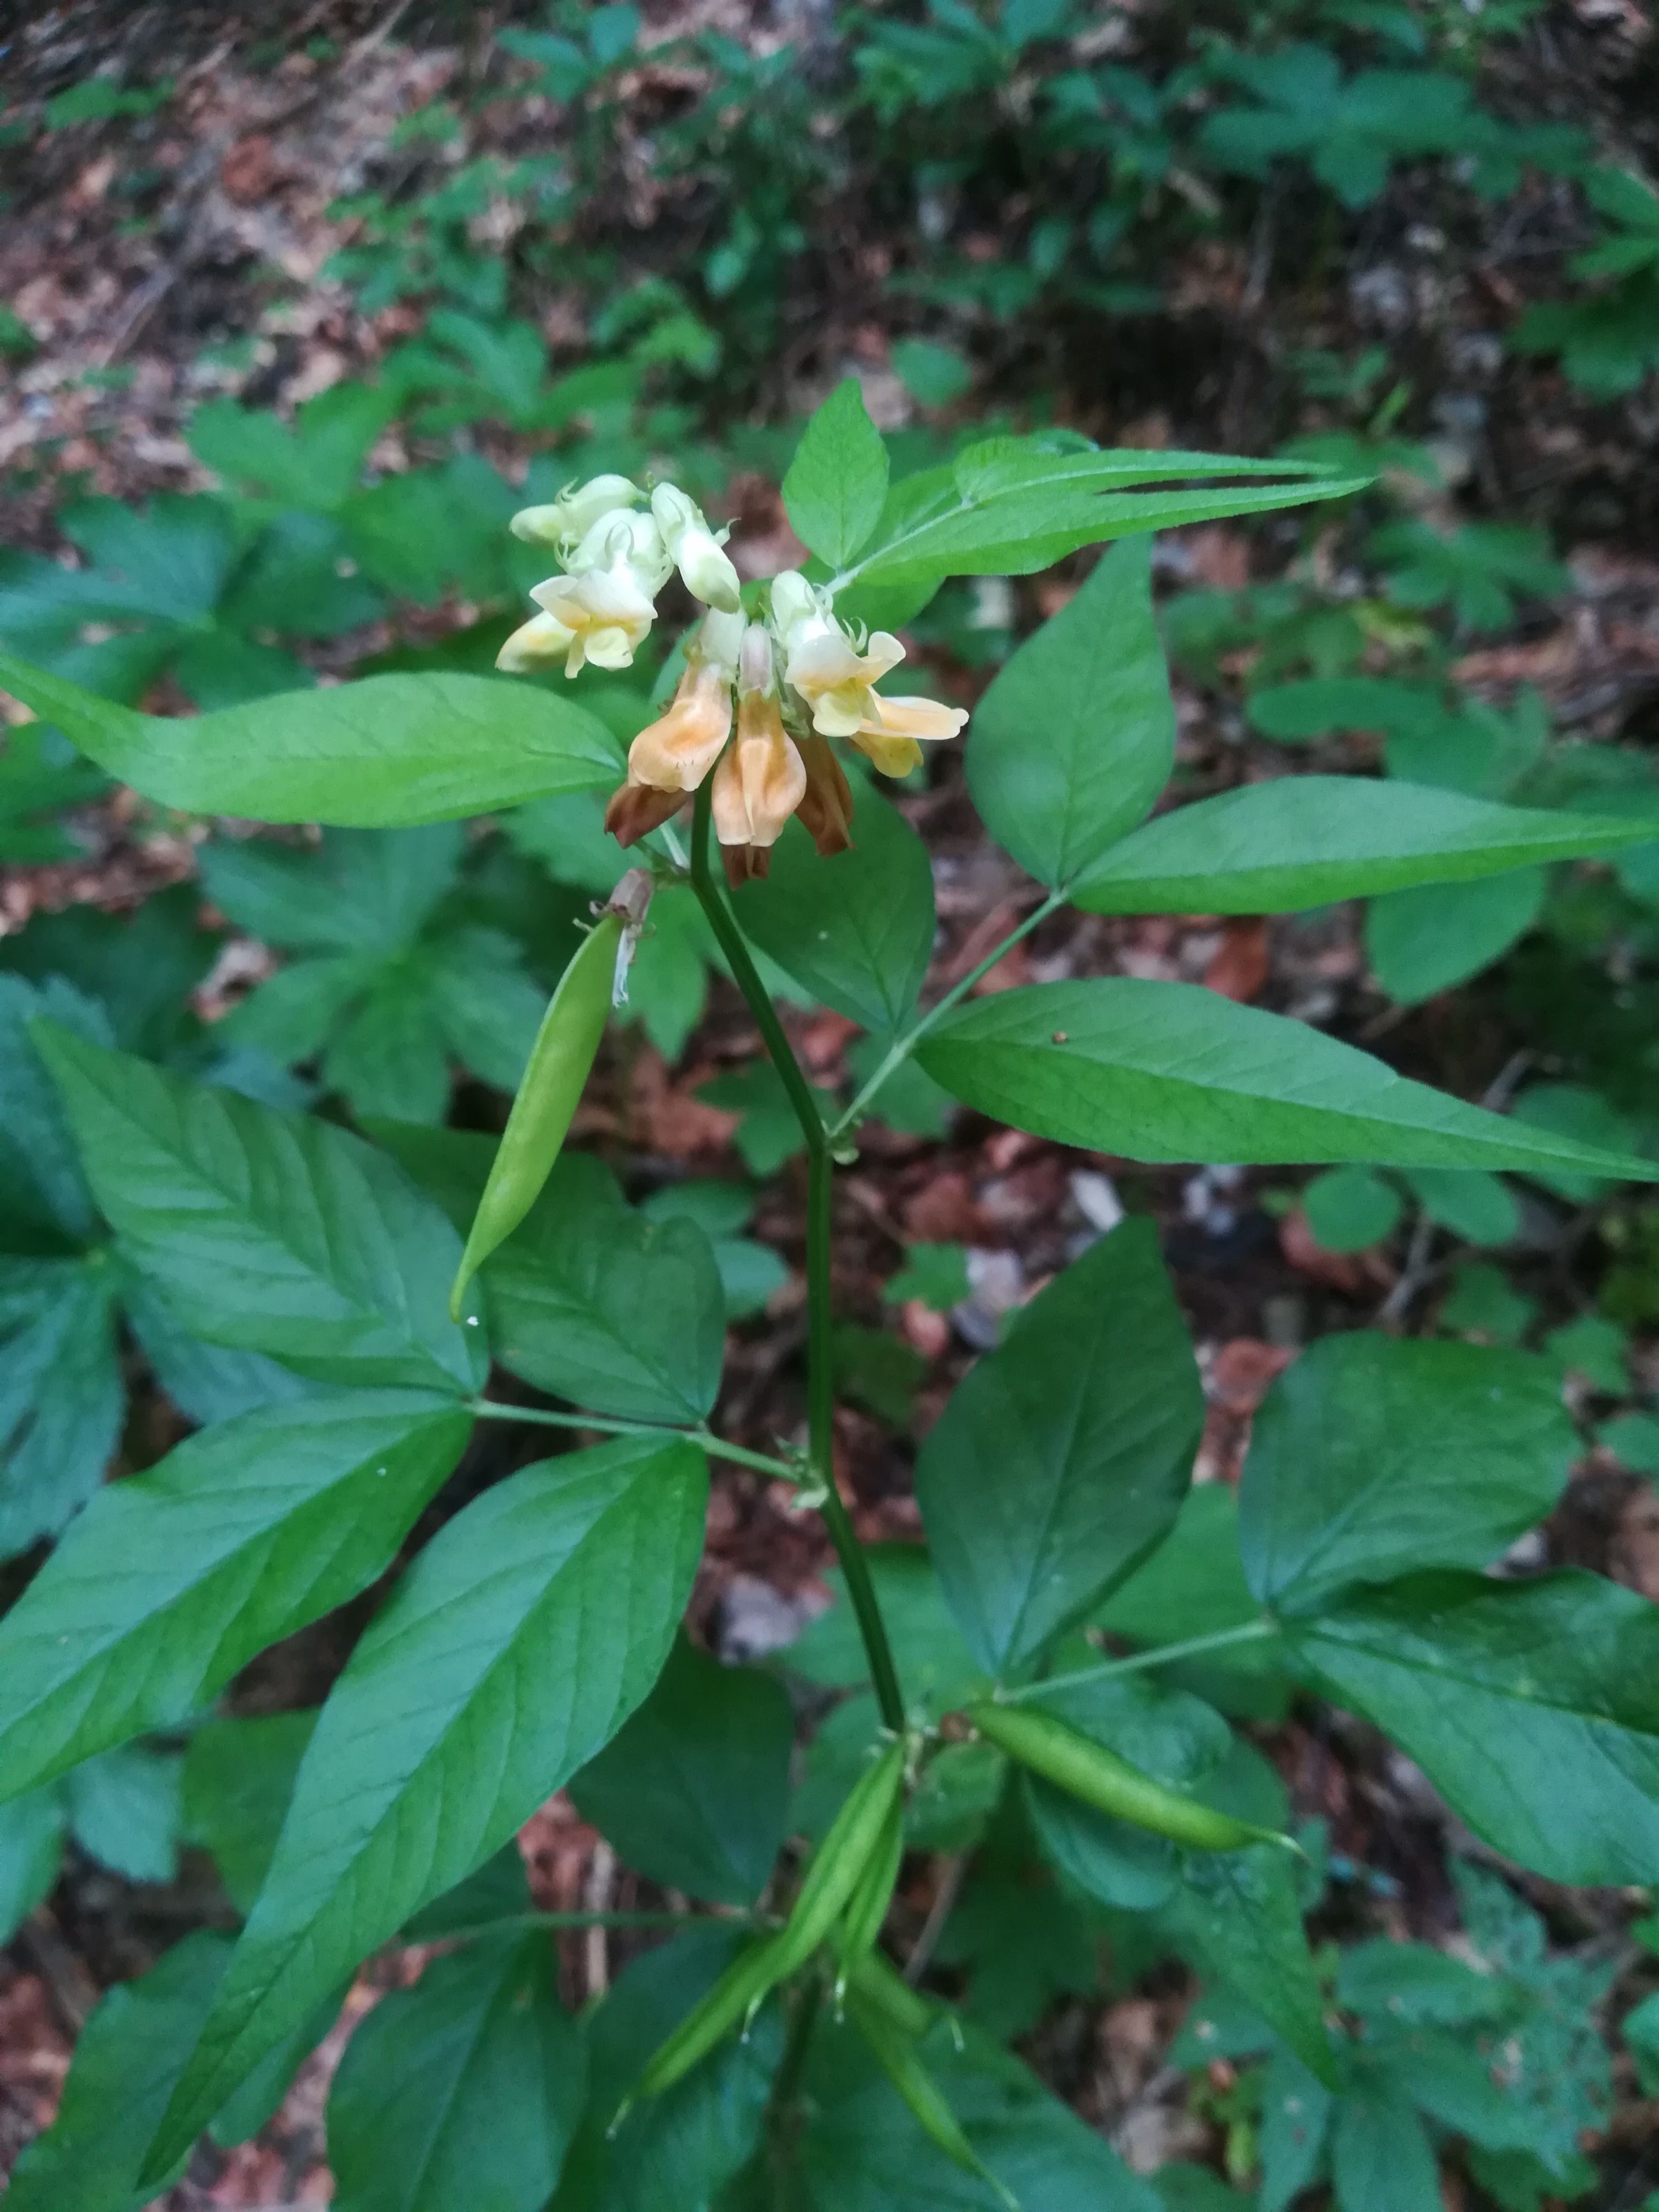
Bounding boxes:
1512 167 1659 397
1 386 1658 2210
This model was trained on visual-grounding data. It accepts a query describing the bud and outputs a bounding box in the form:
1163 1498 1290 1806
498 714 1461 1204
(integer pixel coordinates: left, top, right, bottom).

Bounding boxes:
769 569 827 653
796 734 856 857
566 507 672 594
651 484 742 613
495 608 578 673
509 474 643 548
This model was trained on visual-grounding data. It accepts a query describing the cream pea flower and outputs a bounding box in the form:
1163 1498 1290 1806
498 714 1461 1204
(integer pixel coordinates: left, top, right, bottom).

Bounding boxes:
500 508 668 679
651 484 742 613
509 475 643 552
846 691 969 778
771 568 969 769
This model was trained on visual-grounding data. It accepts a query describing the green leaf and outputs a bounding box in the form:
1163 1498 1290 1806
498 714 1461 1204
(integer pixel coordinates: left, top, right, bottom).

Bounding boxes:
0 1392 470 1802
1164 1841 1337 2088
201 824 466 955
1258 2048 1332 2212
65 1744 183 1882
884 1241 971 1312
968 537 1173 887
916 1221 1203 1674
5 1930 232 2211
0 974 106 1250
1510 1081 1641 1203
143 1435 706 2179
1600 1411 1659 1474
183 1712 317 1915
782 378 890 567
788 1546 988 1720
0 1787 67 1942
557 1927 783 2211
0 648 622 827
851 443 1367 588
733 794 936 1032
1239 1335 1573 1616
1366 868 1547 1002
0 1254 124 1559
1545 1312 1629 1394
1301 1165 1403 1251
34 1025 485 1394
698 1059 835 1176
1329 2068 1440 2212
1399 1166 1519 1246
1286 1568 1659 1883
1072 777 1656 914
1334 1940 1507 2027
327 1934 584 2212
121 1266 319 1427
486 1154 726 1422
1244 676 1444 745
1439 1260 1536 1344
915 978 1659 1180
569 1634 794 1905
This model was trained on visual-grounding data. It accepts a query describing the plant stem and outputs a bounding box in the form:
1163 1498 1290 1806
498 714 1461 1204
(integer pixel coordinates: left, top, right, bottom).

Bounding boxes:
826 884 1068 1142
467 1399 798 1485
997 1617 1280 1703
688 780 908 1735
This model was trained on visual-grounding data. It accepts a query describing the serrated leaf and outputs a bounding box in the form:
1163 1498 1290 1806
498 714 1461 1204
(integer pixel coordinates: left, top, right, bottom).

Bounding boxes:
782 379 890 567
1072 776 1658 914
0 1392 470 1802
733 792 936 1032
1287 1569 1659 1883
916 978 1659 1179
1239 1335 1573 1615
142 1434 707 2180
0 648 622 827
328 1934 584 2212
916 1221 1203 1674
569 1636 794 1905
34 1024 485 1393
969 535 1174 888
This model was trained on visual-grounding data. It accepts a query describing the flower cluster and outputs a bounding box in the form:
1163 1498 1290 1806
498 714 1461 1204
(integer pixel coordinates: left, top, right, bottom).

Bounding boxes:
497 476 741 681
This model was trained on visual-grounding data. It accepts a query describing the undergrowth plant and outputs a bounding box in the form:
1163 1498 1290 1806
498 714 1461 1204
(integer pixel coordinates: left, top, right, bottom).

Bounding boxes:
3 388 1659 2210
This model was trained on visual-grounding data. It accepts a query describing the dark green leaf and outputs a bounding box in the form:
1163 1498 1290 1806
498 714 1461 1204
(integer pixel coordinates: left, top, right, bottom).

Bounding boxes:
1073 777 1653 914
788 1546 987 1720
0 1254 123 1559
0 974 106 1251
35 1026 485 1394
1334 1940 1508 2027
0 649 622 827
1287 1569 1659 1883
916 1222 1203 1674
733 793 935 1032
328 1934 584 2212
969 537 1173 887
1239 1335 1573 1615
1164 1842 1336 2087
144 1435 706 2178
1329 2067 1439 2212
1366 869 1547 1003
65 1744 183 1882
201 824 465 955
916 978 1659 1179
569 1635 794 1905
1301 1165 1403 1252
0 1788 67 1942
183 1712 318 1916
121 1266 320 1427
0 1392 470 1801
782 379 890 567
1400 1166 1519 1246
1258 2047 1332 2212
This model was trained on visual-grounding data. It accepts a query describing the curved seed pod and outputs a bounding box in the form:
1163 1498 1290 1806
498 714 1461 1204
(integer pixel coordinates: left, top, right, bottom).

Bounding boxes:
833 1798 904 2000
624 1742 906 2114
966 1700 1294 1855
845 1992 1020 2211
448 912 622 1319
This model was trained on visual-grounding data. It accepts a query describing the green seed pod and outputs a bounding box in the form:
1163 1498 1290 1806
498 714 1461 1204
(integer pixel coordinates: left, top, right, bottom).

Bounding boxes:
966 1700 1293 1855
834 1797 904 1999
448 912 622 1319
624 1741 906 2112
845 1992 1019 2211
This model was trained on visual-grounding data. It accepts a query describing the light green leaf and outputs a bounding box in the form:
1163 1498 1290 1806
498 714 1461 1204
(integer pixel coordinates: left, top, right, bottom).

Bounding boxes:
1244 676 1443 744
1072 777 1656 914
782 379 890 567
969 536 1173 887
916 978 1659 1179
0 647 622 827
569 1635 794 1905
916 1222 1203 1674
1240 1335 1572 1615
733 793 935 1031
65 1744 182 1883
34 1025 486 1394
143 1435 707 2180
0 1787 67 1942
1287 1568 1659 1883
1366 868 1547 1002
327 1934 584 2212
183 1712 318 1916
1302 1165 1403 1251
0 1392 470 1802
1399 1166 1519 1246
1330 2069 1440 2212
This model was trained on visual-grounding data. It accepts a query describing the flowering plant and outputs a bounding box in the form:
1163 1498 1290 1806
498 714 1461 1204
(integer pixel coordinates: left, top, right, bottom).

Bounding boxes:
1 381 1658 2209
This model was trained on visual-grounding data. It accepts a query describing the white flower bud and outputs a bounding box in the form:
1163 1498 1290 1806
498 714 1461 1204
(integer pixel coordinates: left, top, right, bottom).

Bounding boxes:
567 507 672 594
693 606 748 680
768 569 830 653
509 474 643 548
651 483 742 613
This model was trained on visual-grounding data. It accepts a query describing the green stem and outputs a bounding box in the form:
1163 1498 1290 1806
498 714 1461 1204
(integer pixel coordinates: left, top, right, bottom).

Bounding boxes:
997 1618 1279 1703
688 781 907 1735
827 884 1068 1142
468 1399 798 1485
